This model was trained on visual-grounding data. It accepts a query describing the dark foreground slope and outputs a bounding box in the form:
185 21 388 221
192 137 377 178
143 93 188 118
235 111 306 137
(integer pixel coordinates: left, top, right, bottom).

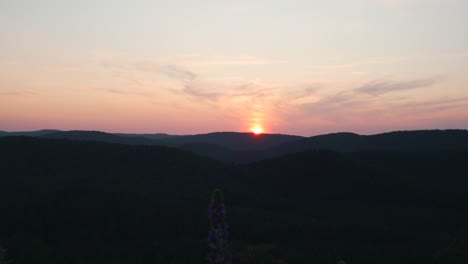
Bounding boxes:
0 137 222 264
1 137 468 264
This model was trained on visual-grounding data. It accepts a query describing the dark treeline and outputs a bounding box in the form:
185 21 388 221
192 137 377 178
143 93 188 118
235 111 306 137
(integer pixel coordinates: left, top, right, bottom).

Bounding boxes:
1 136 468 263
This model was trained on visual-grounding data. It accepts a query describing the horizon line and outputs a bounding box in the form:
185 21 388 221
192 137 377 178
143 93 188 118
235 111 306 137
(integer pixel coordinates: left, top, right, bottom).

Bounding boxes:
2 128 467 138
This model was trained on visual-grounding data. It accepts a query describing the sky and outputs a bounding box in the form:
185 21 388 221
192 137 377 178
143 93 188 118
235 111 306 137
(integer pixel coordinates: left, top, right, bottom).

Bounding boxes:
1 0 467 136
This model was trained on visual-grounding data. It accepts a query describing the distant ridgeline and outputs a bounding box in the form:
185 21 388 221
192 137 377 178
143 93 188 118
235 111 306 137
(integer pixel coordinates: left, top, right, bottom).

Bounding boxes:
1 131 468 263
1 129 468 163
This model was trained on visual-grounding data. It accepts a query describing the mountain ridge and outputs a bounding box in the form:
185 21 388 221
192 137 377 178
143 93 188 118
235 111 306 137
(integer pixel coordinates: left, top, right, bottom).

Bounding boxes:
1 129 468 162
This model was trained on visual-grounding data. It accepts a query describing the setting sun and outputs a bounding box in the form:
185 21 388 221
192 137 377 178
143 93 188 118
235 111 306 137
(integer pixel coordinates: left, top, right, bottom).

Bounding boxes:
252 127 263 135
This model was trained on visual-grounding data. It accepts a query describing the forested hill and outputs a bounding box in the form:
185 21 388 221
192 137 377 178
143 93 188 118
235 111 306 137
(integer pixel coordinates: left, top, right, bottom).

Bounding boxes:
276 129 468 153
1 129 468 163
42 130 158 145
1 136 468 263
0 136 221 193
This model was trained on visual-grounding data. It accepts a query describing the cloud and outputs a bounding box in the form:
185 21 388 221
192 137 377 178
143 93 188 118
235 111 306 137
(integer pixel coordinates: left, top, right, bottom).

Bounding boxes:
292 80 468 133
99 55 197 82
398 96 468 114
183 84 221 101
102 88 155 97
184 57 277 66
355 77 440 95
296 76 447 118
98 54 269 103
298 91 371 119
134 61 197 82
95 53 466 134
112 72 143 86
0 90 38 96
181 80 278 107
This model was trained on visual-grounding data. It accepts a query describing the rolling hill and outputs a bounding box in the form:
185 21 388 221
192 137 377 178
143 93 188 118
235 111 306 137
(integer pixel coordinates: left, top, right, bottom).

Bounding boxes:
276 129 468 153
1 136 468 263
0 129 60 137
2 129 468 163
41 130 158 145
154 132 304 151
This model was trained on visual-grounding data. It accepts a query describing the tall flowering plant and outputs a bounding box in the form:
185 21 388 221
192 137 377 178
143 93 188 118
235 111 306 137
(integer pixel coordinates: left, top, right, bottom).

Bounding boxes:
207 189 232 264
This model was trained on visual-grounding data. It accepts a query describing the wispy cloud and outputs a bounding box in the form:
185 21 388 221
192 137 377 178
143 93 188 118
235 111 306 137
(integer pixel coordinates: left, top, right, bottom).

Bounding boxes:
97 54 284 104
309 53 467 74
397 96 468 114
99 55 197 82
135 62 197 82
94 52 467 134
183 57 278 66
297 90 373 123
102 88 155 97
310 56 406 71
355 77 440 95
296 77 447 116
163 54 281 67
183 83 221 101
0 90 38 96
287 78 467 132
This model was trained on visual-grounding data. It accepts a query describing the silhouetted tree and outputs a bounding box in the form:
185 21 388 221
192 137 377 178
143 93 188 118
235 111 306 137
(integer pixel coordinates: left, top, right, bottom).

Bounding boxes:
207 189 232 264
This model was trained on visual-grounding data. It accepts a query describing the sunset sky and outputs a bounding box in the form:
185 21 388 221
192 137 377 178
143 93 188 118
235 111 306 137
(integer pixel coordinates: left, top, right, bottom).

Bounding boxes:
1 0 467 136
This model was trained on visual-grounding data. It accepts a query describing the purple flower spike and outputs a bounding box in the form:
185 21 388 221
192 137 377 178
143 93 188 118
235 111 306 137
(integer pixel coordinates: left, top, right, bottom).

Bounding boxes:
207 189 232 264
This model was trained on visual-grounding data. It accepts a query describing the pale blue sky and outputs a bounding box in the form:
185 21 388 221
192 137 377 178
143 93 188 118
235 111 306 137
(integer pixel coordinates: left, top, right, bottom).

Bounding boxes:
1 0 468 135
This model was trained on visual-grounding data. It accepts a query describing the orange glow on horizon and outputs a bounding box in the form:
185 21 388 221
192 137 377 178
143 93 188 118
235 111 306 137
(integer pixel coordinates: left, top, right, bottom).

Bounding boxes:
252 126 263 135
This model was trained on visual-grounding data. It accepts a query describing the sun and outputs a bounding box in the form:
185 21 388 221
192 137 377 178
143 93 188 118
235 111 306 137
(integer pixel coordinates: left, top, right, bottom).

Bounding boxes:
252 126 263 135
